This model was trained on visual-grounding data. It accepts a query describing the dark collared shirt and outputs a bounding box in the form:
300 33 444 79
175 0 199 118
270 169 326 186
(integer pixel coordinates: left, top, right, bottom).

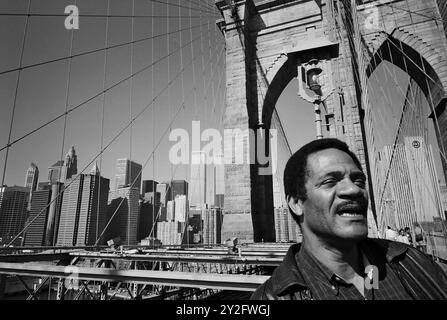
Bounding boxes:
251 238 447 300
296 243 412 300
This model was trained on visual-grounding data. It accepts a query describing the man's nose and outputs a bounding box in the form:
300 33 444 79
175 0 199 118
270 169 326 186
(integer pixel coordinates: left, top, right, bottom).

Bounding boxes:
337 179 364 198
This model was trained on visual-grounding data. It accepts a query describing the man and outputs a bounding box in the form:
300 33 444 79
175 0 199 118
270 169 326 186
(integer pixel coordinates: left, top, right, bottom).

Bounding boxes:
251 138 447 300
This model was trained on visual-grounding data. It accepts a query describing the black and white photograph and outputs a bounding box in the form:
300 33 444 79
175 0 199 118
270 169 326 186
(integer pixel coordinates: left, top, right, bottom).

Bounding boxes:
0 0 446 307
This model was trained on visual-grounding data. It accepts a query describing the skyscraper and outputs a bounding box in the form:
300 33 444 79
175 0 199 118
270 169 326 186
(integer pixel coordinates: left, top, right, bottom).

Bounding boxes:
274 207 301 243
171 180 188 201
24 163 39 191
138 197 159 241
45 182 63 246
207 165 215 206
214 194 224 208
56 175 82 246
0 186 29 245
142 180 158 196
156 221 184 246
62 146 77 182
215 153 225 196
24 163 39 211
48 161 64 184
24 189 51 246
107 187 141 245
114 158 142 191
189 151 206 207
202 207 222 244
156 182 171 208
166 200 175 221
76 168 110 246
174 194 188 223
56 166 110 246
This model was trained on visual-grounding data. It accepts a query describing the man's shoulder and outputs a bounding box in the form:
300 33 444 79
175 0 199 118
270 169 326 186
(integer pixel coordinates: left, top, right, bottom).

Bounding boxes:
250 243 305 300
365 237 446 277
250 277 276 300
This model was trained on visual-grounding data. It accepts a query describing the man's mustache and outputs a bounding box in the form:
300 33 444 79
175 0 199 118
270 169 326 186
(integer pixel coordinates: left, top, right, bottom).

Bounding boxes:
335 200 368 214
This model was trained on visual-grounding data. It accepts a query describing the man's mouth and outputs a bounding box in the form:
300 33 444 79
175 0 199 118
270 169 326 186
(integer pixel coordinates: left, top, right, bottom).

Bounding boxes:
336 203 366 218
339 211 364 218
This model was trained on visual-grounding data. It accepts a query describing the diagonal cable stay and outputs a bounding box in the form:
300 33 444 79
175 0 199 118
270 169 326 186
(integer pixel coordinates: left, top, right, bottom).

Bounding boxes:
0 21 210 76
4 32 206 248
0 29 206 153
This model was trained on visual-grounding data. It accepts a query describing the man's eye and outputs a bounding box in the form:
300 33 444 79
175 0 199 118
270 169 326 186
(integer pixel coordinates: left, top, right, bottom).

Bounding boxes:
355 179 366 187
322 179 336 185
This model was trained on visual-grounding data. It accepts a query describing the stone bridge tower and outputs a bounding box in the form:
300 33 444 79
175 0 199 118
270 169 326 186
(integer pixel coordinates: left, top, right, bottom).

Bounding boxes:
215 0 447 242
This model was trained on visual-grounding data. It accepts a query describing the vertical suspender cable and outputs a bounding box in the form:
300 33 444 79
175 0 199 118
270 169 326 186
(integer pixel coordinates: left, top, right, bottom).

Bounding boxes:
59 0 77 246
372 45 443 225
199 1 207 127
167 0 173 181
176 0 185 244
190 1 198 119
381 3 443 222
1 0 31 187
97 0 111 245
9 20 209 248
207 0 217 125
151 0 156 247
179 0 187 183
387 3 437 222
128 0 136 246
199 0 208 209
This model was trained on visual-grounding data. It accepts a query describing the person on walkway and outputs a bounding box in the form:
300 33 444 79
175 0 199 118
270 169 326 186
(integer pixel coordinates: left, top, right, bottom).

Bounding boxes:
385 226 398 241
396 229 410 245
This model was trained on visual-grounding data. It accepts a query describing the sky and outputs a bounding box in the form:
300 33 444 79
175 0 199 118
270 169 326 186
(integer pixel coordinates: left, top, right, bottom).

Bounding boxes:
0 0 444 194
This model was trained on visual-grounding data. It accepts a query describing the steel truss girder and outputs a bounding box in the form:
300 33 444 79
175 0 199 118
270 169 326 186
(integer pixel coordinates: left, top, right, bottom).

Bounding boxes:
0 252 70 263
69 252 282 266
0 262 269 291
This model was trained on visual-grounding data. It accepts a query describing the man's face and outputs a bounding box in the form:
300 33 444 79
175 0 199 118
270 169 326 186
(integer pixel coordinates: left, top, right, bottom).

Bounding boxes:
299 148 369 242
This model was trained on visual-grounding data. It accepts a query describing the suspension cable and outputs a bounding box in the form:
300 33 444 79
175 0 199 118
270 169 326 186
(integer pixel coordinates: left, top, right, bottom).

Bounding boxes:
0 26 207 153
57 0 77 246
151 0 156 249
0 13 218 19
179 0 187 184
342 0 446 230
379 2 447 24
0 21 209 76
190 1 198 120
186 0 216 12
127 0 136 246
96 46 214 245
96 0 111 244
167 0 173 181
148 0 217 15
5 32 206 248
111 35 225 243
343 4 447 226
1 0 31 187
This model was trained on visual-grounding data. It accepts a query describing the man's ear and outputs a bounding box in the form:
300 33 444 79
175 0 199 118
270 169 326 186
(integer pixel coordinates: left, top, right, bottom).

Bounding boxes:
287 195 304 218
